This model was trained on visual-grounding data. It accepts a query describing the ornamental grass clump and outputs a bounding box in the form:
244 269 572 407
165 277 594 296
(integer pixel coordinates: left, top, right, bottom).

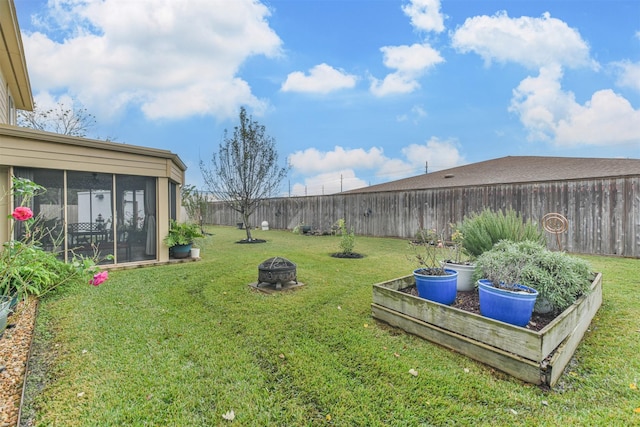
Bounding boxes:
473 240 593 313
459 208 545 258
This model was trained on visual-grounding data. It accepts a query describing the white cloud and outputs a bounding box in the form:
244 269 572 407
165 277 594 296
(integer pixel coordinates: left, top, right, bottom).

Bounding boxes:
402 0 445 33
554 90 640 146
290 170 367 196
281 64 357 94
401 137 464 172
370 43 444 96
289 146 387 174
451 11 638 147
451 11 597 70
612 60 640 92
509 66 640 146
288 140 464 195
22 0 282 120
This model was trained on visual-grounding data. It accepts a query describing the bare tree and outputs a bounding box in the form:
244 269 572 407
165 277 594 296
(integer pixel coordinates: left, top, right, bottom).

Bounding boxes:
18 102 96 137
200 107 289 241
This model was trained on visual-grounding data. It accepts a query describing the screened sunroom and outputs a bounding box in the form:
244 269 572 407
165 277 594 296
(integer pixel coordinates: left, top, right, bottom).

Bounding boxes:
0 126 185 267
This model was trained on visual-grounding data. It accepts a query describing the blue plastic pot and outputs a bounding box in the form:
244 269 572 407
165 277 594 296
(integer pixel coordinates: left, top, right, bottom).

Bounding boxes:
477 279 538 327
413 268 458 305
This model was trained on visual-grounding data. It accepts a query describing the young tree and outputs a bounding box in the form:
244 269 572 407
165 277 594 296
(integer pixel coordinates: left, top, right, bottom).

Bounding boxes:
200 107 289 241
18 102 96 137
181 184 208 234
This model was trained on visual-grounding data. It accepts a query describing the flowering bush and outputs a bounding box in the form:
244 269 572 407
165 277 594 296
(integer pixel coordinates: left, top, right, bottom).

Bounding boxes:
1 176 108 302
90 271 109 286
11 206 33 221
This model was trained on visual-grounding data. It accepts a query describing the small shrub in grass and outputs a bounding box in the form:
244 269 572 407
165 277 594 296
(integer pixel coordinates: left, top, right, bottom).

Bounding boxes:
337 219 355 254
331 219 362 258
473 240 593 312
459 208 545 258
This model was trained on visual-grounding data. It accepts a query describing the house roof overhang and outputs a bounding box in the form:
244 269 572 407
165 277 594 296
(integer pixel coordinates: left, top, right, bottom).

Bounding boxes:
0 124 187 172
0 0 33 111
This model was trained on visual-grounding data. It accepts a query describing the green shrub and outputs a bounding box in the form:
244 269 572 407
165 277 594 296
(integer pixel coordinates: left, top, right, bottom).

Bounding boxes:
459 208 545 257
163 220 203 247
473 240 593 312
336 218 356 254
1 241 104 299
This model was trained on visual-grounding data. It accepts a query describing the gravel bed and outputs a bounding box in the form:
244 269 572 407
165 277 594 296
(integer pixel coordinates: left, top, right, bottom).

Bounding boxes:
0 301 37 427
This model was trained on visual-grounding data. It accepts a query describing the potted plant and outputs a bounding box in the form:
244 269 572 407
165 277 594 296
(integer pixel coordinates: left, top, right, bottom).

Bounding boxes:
474 244 538 327
189 236 204 258
475 240 593 317
292 223 311 235
163 220 203 259
441 226 476 291
473 239 594 327
409 227 458 305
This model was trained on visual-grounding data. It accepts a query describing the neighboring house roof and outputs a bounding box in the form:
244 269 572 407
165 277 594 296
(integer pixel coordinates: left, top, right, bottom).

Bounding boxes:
342 156 640 194
0 0 33 110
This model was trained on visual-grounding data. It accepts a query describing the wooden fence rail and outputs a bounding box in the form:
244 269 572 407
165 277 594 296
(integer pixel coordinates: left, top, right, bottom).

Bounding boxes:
202 176 640 258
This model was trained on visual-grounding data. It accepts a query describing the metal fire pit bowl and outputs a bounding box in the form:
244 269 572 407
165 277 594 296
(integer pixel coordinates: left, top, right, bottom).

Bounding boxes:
258 257 297 290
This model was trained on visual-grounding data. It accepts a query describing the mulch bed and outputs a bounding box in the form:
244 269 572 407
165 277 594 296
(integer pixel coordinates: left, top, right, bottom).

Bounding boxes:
400 286 557 332
330 252 364 259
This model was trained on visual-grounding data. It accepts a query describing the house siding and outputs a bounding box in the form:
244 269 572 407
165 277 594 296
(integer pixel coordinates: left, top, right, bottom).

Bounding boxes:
0 72 7 125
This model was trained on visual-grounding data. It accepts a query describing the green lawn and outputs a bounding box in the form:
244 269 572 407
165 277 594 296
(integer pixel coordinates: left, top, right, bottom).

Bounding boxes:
22 226 640 426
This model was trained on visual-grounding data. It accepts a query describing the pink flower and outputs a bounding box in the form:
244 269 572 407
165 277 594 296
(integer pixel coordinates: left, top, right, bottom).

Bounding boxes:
11 206 33 221
89 271 109 286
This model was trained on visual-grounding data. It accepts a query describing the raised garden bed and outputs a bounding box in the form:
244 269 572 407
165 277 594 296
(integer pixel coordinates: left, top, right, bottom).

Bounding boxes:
371 273 602 386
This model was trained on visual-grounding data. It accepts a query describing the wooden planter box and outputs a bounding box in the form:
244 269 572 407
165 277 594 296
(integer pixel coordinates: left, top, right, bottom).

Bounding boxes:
371 273 602 386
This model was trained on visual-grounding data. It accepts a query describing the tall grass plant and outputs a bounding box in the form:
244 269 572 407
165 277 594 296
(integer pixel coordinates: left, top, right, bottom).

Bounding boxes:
459 208 545 257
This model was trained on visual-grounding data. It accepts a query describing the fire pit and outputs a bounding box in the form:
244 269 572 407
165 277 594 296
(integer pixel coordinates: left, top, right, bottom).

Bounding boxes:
257 257 297 290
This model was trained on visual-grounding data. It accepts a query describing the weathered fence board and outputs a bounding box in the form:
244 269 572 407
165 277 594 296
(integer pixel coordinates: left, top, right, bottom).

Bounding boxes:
204 177 640 257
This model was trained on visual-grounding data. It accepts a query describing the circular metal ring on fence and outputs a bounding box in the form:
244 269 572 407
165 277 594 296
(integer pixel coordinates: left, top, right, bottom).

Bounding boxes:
542 213 569 234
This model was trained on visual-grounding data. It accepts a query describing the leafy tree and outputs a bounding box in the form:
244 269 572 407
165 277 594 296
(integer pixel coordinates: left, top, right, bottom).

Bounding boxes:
200 107 289 241
18 101 96 138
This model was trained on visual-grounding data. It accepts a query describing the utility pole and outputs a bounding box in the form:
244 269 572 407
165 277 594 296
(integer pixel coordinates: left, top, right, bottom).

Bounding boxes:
340 174 343 192
425 161 428 174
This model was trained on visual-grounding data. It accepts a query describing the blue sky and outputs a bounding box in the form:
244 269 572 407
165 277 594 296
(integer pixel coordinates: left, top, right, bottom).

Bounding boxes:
15 0 640 195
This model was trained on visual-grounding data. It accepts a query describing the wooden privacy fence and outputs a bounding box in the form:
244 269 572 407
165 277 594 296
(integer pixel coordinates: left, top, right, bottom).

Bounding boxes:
203 176 640 258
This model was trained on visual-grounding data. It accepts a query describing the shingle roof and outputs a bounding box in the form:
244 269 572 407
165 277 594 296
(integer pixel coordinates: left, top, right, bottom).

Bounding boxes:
341 156 640 194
